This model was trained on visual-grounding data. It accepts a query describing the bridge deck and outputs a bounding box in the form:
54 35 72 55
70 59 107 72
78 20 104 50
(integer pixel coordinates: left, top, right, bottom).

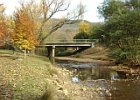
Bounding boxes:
38 43 93 47
37 39 97 47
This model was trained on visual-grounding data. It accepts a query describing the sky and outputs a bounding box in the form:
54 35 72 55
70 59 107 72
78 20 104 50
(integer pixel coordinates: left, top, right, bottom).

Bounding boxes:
0 0 104 22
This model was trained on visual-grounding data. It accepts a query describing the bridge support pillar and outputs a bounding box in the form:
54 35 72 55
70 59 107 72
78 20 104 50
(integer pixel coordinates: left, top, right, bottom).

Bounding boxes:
91 43 95 48
52 45 55 58
47 46 55 62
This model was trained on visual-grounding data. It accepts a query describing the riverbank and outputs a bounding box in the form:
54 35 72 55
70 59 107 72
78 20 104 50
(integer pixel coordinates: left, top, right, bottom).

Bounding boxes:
56 57 114 66
1 48 139 100
55 46 114 66
43 64 103 100
0 52 104 100
56 58 140 79
55 46 140 77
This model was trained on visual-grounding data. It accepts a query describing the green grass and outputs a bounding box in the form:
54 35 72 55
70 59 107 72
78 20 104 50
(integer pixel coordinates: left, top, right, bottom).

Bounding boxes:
0 49 13 54
0 50 57 100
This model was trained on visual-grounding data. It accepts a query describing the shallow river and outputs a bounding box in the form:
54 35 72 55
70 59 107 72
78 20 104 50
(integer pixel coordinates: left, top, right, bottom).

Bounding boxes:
56 60 140 100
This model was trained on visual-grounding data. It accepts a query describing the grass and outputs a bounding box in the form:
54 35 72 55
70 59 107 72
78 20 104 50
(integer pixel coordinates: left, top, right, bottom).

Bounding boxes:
74 46 114 61
0 49 13 54
0 49 58 100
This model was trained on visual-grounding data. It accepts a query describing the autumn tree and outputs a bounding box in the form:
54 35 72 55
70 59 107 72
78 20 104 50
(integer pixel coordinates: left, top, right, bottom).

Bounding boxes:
0 4 15 48
4 17 15 45
74 21 91 39
0 4 6 44
0 15 6 41
13 8 37 51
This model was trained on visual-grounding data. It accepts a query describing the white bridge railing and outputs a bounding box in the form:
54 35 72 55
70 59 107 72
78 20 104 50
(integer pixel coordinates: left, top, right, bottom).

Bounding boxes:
45 39 98 44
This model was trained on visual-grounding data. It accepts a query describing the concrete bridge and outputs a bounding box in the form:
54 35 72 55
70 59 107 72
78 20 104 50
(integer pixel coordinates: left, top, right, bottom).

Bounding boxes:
37 39 98 60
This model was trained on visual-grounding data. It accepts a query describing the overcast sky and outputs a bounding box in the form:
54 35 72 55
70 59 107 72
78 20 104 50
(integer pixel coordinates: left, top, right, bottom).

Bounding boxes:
0 0 104 22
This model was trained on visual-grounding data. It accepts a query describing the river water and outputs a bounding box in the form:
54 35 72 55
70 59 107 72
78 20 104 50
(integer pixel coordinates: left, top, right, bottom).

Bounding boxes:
56 60 140 100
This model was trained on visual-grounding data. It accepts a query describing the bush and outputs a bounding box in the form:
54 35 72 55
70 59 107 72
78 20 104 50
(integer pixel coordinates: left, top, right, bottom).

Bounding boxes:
108 48 127 64
74 32 89 39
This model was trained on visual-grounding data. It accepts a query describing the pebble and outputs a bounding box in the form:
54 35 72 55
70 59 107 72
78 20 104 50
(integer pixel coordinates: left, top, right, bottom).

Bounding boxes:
72 76 79 83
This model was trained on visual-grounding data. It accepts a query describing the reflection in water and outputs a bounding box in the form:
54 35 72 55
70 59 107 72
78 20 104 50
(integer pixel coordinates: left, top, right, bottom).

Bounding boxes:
107 80 140 100
73 66 119 81
56 60 140 100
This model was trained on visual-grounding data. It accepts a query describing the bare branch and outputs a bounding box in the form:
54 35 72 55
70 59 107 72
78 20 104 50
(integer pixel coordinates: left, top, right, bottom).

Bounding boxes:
45 0 70 21
16 0 85 44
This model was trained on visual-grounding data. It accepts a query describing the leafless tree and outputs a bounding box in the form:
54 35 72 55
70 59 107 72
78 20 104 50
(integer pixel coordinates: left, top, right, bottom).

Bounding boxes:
17 0 85 44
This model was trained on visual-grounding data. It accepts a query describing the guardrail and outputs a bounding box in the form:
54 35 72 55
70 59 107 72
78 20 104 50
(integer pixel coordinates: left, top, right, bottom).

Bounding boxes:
45 39 98 44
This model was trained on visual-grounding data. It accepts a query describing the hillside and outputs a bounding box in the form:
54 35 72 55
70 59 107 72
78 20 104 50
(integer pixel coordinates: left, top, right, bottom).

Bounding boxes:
44 18 102 41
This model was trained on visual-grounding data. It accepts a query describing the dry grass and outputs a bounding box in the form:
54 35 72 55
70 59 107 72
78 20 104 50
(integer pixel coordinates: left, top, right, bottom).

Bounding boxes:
0 50 57 100
0 49 103 100
74 46 113 61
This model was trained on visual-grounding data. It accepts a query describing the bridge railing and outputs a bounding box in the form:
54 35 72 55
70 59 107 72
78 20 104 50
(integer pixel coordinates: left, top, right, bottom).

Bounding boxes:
45 39 98 44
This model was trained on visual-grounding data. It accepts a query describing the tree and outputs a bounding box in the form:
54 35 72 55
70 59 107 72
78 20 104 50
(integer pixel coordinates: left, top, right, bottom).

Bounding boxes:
0 4 7 46
98 0 127 20
96 0 140 65
79 21 91 33
4 17 15 47
0 15 6 40
0 4 16 49
13 8 37 51
74 21 91 39
90 23 104 40
17 0 85 44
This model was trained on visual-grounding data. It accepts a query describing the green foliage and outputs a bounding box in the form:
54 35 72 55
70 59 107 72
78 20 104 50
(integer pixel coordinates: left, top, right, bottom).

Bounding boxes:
74 31 89 39
98 0 127 20
95 0 140 65
89 23 104 39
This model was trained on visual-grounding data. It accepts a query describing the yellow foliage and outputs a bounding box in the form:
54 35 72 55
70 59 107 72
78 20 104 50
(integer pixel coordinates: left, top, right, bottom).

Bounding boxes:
0 5 6 40
13 9 38 50
79 21 91 33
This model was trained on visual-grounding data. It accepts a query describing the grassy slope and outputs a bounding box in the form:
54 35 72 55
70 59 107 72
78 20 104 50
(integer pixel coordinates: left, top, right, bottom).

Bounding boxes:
0 50 54 99
76 46 109 60
0 50 102 100
1 48 138 100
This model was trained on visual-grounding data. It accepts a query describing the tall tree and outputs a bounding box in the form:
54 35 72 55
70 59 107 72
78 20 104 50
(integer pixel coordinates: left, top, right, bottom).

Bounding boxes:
0 4 7 45
17 0 85 44
13 8 37 50
0 16 6 40
96 0 140 65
